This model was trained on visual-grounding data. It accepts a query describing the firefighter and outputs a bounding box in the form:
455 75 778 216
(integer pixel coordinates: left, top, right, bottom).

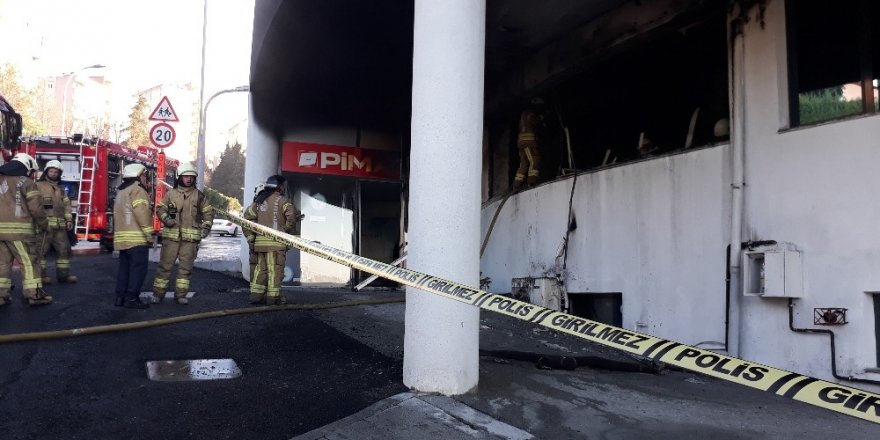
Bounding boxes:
36 160 77 284
513 97 545 190
150 163 212 305
243 175 300 305
113 163 153 309
0 153 52 306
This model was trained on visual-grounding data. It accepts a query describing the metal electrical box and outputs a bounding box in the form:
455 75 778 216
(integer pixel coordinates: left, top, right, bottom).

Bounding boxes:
743 245 803 298
511 277 563 311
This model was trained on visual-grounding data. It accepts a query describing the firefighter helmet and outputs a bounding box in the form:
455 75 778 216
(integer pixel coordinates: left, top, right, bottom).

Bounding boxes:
122 163 147 179
177 162 198 177
12 153 38 172
265 174 286 189
713 118 730 138
44 160 64 172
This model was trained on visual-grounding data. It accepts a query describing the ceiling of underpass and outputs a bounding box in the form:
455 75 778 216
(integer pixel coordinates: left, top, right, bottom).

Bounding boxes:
249 0 652 135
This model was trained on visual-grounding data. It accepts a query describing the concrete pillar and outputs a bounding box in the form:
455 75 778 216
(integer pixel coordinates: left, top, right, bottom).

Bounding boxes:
403 0 485 394
240 95 278 281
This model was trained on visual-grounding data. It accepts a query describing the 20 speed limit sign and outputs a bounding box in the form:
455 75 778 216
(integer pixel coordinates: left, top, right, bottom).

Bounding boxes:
150 123 176 148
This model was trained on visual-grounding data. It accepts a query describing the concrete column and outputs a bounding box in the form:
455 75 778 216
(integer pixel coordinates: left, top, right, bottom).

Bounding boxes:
240 95 278 281
404 0 485 394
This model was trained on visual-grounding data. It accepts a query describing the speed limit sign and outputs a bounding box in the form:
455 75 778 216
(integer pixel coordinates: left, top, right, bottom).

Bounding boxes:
149 122 176 148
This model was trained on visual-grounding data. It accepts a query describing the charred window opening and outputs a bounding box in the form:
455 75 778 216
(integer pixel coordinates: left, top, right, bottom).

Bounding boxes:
787 0 880 126
496 12 729 191
558 14 728 171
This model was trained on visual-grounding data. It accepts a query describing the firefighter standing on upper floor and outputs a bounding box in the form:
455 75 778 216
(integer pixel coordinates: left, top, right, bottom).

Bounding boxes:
36 160 77 285
0 153 52 306
151 163 212 305
513 97 545 191
244 175 301 305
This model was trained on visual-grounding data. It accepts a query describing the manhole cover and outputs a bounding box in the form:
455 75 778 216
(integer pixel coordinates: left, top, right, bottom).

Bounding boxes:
146 359 242 382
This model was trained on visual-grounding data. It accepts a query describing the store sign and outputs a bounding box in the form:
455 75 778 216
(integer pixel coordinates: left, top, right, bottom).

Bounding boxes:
281 141 400 180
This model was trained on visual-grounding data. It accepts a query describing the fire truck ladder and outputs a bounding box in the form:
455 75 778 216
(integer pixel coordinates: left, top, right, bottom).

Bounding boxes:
74 144 97 239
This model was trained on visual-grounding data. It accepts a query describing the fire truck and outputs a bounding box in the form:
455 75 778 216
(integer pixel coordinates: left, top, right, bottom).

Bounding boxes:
0 94 22 151
18 136 179 251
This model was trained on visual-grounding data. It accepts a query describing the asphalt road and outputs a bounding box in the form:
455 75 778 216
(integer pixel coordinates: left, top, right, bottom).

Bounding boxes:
0 253 404 440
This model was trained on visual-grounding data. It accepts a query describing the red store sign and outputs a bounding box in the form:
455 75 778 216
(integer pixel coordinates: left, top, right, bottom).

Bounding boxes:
281 141 400 181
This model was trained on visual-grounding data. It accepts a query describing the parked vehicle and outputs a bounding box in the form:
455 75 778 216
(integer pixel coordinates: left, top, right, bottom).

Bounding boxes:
211 219 240 237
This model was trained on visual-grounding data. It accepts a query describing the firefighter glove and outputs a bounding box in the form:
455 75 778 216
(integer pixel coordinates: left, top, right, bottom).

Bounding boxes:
201 228 210 239
66 221 73 231
164 218 177 228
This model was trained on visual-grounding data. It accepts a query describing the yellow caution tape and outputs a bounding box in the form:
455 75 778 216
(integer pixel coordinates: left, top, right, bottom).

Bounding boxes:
221 210 880 425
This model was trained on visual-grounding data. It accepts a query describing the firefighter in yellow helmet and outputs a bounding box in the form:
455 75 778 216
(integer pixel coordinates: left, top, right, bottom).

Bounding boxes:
113 163 153 309
150 162 213 305
36 160 77 284
513 97 545 190
243 175 301 305
0 153 52 306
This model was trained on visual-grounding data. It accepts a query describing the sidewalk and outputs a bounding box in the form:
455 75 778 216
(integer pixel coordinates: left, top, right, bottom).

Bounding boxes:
297 287 880 439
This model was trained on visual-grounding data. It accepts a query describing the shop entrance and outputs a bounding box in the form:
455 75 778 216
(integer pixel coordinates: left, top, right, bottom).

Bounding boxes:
356 180 403 287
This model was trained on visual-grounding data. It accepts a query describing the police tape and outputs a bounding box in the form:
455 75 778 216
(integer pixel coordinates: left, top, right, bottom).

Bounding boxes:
220 210 880 425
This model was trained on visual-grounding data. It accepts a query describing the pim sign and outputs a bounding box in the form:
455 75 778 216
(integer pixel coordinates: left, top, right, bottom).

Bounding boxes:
281 141 400 181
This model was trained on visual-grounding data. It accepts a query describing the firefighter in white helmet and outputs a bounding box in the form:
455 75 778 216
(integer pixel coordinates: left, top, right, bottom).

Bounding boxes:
112 163 153 309
36 160 77 284
150 162 213 305
0 153 52 306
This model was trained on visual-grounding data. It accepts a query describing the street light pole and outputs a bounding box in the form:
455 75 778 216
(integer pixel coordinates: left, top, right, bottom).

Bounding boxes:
60 64 105 137
196 85 249 189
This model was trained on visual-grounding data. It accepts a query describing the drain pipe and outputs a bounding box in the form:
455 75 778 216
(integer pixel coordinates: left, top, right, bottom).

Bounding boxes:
726 9 748 358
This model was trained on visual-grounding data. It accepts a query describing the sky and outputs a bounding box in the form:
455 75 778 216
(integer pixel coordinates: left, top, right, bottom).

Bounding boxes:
0 0 253 161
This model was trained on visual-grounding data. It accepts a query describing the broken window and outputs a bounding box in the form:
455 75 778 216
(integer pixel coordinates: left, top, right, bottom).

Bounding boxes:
787 0 880 126
549 12 729 172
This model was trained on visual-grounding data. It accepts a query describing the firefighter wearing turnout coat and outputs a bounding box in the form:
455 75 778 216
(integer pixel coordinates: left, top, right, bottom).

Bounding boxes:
243 175 301 305
151 163 212 305
113 163 153 309
0 153 53 306
36 160 77 284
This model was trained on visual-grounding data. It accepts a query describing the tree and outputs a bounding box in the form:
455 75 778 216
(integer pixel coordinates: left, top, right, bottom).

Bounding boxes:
0 62 47 136
124 95 150 147
208 141 246 205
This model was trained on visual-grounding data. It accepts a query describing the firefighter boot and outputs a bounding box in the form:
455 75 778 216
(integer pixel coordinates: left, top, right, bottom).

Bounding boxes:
41 276 52 285
27 289 53 306
58 275 78 284
0 296 10 306
175 291 189 305
265 295 287 306
150 289 164 304
249 293 265 305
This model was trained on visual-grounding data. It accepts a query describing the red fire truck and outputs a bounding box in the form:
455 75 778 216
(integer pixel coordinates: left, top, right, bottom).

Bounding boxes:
18 136 178 251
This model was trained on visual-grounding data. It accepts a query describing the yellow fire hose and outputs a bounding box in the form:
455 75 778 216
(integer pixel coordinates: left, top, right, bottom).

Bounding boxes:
0 296 403 344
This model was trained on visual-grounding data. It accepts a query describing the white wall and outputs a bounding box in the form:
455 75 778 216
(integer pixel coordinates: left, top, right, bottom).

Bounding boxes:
481 146 730 346
481 0 880 392
736 0 880 389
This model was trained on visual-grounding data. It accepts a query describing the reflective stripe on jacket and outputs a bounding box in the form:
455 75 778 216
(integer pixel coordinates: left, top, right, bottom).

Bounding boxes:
0 176 47 241
112 183 153 250
36 180 72 230
156 186 213 242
